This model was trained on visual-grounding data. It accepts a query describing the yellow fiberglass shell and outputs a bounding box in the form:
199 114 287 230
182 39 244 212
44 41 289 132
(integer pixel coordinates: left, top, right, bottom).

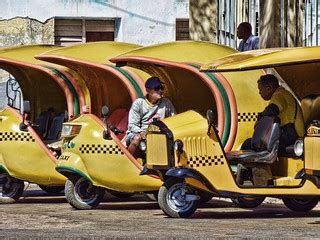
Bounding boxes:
37 41 147 116
0 45 88 119
111 41 267 151
201 46 320 99
0 107 65 185
56 113 161 192
159 111 320 196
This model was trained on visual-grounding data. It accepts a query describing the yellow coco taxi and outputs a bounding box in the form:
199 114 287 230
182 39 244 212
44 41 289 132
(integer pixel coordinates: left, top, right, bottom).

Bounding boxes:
36 42 156 209
145 47 320 218
38 41 262 210
0 45 89 203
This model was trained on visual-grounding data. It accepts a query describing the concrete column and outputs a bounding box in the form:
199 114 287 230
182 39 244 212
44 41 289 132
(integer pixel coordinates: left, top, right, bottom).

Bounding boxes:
259 0 304 48
189 0 217 42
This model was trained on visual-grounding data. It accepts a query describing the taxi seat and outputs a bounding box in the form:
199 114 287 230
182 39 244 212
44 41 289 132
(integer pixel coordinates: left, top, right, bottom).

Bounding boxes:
35 111 51 138
108 108 129 140
301 95 320 127
227 116 281 164
45 112 65 143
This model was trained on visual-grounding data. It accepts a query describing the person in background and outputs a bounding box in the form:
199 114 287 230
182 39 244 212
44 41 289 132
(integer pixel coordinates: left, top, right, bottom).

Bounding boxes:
237 22 259 52
126 76 176 158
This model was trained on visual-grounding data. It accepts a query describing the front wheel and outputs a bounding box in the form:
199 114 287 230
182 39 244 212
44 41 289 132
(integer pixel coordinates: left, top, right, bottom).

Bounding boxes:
158 178 199 218
65 175 105 210
0 173 24 203
283 197 319 212
232 196 265 208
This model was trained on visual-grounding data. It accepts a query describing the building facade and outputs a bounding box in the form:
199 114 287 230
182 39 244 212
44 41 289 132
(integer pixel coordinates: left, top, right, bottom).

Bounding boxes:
0 0 189 47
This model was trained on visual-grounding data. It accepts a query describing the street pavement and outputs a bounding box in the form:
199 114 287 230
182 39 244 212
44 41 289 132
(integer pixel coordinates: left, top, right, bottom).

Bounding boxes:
0 186 319 239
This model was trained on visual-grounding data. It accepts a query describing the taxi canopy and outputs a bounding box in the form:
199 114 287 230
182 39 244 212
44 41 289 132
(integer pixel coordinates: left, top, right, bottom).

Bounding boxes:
37 42 146 116
111 41 240 150
0 45 79 120
201 46 320 99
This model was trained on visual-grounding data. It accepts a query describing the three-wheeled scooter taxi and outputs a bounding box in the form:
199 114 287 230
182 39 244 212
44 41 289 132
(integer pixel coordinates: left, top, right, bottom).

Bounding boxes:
145 47 320 218
39 41 269 210
0 45 89 203
37 42 157 209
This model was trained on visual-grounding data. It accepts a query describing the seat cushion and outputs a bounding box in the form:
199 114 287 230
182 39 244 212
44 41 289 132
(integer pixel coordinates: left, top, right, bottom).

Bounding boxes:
227 150 270 163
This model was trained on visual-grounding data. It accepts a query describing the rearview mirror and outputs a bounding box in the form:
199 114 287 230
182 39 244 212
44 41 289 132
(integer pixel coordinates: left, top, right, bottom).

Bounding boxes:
64 110 69 121
23 100 31 114
102 106 109 117
20 100 31 131
206 109 214 135
102 105 111 139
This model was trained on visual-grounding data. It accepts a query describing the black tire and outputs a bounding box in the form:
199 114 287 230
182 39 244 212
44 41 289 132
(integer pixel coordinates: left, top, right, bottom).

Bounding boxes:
108 190 134 199
0 173 24 204
158 178 199 218
198 191 214 203
232 196 265 208
283 197 319 212
65 175 105 210
38 185 64 194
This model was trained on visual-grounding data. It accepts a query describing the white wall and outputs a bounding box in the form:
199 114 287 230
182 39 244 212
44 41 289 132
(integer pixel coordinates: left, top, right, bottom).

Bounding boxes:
1 0 189 45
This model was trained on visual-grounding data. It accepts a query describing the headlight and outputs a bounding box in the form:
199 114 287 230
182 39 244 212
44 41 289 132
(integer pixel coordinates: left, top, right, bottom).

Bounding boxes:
294 139 304 157
139 140 146 152
174 139 184 154
61 124 81 138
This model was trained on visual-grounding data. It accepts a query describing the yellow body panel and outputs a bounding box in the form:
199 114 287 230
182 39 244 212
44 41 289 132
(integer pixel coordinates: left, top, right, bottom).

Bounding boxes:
40 42 141 64
221 70 268 150
0 108 65 185
0 45 59 64
146 134 168 166
115 41 236 63
304 137 320 171
201 46 320 100
57 114 161 192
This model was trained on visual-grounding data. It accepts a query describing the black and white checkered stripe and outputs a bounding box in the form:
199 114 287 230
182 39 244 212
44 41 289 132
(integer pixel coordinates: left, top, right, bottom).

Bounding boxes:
79 144 124 155
187 155 224 168
238 112 258 122
0 132 35 142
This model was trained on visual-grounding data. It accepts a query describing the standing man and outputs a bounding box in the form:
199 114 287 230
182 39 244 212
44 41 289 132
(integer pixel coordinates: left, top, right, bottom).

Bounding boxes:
126 76 176 158
237 22 259 52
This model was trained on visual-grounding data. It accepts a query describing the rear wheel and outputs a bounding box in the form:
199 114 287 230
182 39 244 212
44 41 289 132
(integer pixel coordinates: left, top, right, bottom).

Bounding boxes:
0 173 24 203
38 185 64 194
65 175 105 210
283 197 319 212
232 196 265 208
158 178 199 218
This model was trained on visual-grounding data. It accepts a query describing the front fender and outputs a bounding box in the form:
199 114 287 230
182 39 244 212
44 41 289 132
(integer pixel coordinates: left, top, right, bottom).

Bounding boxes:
56 152 92 182
0 154 8 174
166 167 203 180
166 167 214 192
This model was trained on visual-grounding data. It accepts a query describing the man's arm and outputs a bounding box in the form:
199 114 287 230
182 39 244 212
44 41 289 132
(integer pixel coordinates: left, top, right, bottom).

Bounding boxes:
127 100 144 133
253 37 259 50
259 103 280 119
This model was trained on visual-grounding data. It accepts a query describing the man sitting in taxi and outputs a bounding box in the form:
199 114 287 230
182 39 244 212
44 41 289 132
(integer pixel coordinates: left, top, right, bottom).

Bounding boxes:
257 74 304 151
239 74 304 186
126 76 176 158
243 74 304 152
